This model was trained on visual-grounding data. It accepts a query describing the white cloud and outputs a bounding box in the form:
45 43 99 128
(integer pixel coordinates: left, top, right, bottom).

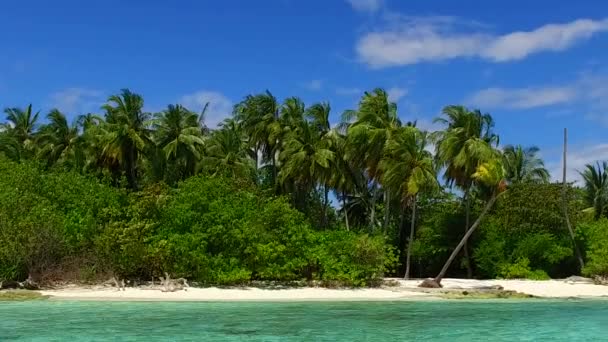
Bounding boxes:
387 87 408 102
466 86 577 109
179 90 233 128
335 87 362 96
303 79 323 91
356 17 608 68
48 88 104 114
346 0 383 13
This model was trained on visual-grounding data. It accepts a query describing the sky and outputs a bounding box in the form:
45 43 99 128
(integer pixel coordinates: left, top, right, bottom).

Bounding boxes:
1 0 608 183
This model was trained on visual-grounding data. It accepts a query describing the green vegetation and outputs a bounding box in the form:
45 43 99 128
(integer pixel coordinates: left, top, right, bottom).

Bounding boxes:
1 88 608 287
0 290 48 301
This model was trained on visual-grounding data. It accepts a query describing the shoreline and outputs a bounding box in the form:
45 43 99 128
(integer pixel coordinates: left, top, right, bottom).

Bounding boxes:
30 278 608 302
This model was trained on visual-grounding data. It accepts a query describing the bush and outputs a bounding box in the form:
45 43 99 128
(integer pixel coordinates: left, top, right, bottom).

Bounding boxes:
498 258 550 280
579 220 608 277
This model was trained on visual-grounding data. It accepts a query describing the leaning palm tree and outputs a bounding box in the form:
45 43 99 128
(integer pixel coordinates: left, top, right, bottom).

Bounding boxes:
154 104 205 181
579 161 608 220
433 105 499 278
37 109 84 169
422 158 507 287
503 145 550 184
380 126 438 279
100 89 151 190
345 88 401 230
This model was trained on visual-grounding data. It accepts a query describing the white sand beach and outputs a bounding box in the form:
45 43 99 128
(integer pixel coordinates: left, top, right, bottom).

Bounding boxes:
37 278 608 301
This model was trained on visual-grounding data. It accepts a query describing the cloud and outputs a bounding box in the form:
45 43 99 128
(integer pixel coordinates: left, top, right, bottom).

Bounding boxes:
546 143 608 184
356 17 608 68
465 72 608 122
466 86 577 109
48 88 104 115
179 90 233 128
335 87 362 96
346 0 383 13
303 79 323 91
387 87 408 102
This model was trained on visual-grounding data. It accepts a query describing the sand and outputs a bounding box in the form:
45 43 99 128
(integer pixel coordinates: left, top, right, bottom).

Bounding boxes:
36 278 608 301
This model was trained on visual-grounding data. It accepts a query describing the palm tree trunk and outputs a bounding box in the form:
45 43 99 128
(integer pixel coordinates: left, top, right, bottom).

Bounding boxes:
463 190 473 279
323 185 329 228
369 182 379 231
434 193 498 285
342 192 350 231
383 190 391 233
562 128 585 270
404 195 417 279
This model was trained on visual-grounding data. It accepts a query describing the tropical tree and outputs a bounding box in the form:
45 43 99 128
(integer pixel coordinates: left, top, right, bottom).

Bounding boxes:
1 104 40 157
37 109 83 169
345 88 401 230
425 158 507 287
503 145 550 184
433 105 499 278
154 104 205 182
381 126 438 278
204 118 255 180
580 161 608 220
100 89 151 189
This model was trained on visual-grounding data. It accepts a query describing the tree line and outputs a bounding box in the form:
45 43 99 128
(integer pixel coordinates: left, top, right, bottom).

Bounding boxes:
1 88 607 286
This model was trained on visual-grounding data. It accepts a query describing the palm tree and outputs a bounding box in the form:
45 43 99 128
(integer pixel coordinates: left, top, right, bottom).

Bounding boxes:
154 104 205 181
503 145 550 184
2 104 40 157
100 89 151 190
345 88 401 231
204 118 255 180
279 118 334 210
434 105 499 278
234 91 282 188
37 109 83 169
424 158 507 287
579 161 608 220
380 126 438 279
306 102 333 224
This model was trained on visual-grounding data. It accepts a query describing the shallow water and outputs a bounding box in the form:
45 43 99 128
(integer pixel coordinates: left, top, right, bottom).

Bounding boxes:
1 300 606 341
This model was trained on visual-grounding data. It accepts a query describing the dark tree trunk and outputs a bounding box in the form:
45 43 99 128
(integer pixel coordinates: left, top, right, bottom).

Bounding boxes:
383 191 391 233
463 190 473 278
404 195 417 279
369 182 379 231
323 185 329 228
433 194 498 286
342 193 350 231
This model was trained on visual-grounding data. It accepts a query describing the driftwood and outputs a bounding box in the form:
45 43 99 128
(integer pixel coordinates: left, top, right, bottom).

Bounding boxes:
107 276 126 291
159 272 189 292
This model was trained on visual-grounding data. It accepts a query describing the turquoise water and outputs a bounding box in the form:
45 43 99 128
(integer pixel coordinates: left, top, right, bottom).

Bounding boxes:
1 300 607 341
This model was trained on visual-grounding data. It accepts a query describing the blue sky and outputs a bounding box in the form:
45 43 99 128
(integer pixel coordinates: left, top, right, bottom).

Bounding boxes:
2 0 608 182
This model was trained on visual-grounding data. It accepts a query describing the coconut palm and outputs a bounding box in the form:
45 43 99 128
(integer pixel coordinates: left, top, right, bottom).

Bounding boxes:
434 105 499 278
234 91 282 187
100 89 151 190
345 88 401 230
154 104 205 181
380 127 438 279
579 161 608 220
37 109 83 169
503 145 550 184
2 104 40 156
204 118 255 180
426 158 507 287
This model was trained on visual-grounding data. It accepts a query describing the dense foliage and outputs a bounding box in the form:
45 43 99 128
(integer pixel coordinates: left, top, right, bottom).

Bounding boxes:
1 87 607 286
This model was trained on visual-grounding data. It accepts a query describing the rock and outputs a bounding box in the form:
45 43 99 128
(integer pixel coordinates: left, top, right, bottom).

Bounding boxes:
1 280 22 289
418 278 442 288
475 285 504 291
